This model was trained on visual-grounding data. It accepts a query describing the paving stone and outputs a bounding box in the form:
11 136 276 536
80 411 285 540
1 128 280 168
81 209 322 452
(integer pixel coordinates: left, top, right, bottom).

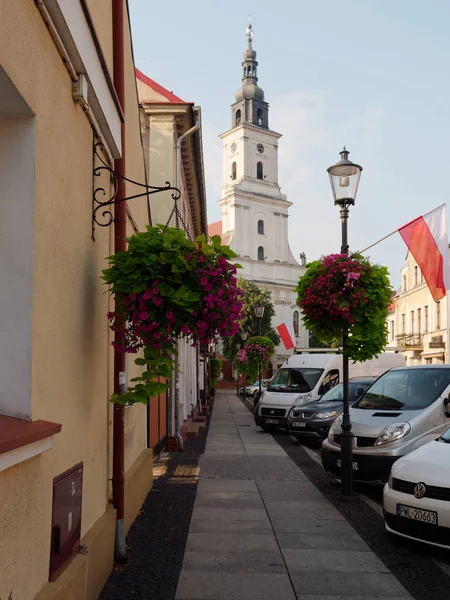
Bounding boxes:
282 548 389 573
271 516 357 535
185 532 278 552
181 549 286 573
191 507 269 522
175 570 297 600
194 491 264 509
188 518 273 535
290 572 410 597
197 479 258 492
277 533 370 551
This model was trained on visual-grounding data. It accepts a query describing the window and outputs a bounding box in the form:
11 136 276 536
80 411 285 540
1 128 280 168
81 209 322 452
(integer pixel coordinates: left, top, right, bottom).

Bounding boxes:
257 246 264 261
236 109 241 126
437 301 441 329
401 313 405 334
425 358 433 365
293 311 299 336
424 305 428 332
411 311 414 334
403 275 407 291
390 320 395 342
421 272 424 283
257 108 263 126
257 219 264 235
0 69 35 420
320 369 340 395
231 161 237 180
414 266 418 286
417 308 421 334
257 161 263 180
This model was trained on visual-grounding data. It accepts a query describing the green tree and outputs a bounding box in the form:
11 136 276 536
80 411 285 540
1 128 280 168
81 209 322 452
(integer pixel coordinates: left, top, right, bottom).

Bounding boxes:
222 278 281 362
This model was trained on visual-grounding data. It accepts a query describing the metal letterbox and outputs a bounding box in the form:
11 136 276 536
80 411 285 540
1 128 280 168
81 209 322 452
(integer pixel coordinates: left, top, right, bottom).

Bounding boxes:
49 462 83 581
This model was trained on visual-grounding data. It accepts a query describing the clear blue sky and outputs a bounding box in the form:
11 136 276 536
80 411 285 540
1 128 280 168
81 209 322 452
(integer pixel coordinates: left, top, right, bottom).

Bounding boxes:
129 0 450 288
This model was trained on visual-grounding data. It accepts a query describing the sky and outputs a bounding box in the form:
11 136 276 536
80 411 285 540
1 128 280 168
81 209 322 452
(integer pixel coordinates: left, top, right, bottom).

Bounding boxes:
128 0 450 288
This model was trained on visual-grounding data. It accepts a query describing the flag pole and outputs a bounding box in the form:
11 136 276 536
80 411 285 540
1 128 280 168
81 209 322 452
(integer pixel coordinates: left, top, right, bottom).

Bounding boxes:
359 203 446 254
359 230 398 253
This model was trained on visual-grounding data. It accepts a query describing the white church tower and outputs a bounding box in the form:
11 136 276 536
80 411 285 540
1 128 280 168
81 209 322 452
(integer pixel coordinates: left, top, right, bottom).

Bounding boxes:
217 19 309 368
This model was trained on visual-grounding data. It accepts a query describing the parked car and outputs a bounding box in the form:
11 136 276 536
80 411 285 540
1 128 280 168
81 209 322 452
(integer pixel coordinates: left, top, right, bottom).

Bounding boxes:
255 352 403 432
384 426 450 549
321 365 450 484
288 377 376 440
239 379 271 397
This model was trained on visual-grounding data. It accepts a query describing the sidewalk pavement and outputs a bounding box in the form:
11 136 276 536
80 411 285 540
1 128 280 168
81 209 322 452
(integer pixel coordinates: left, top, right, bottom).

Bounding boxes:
175 390 412 600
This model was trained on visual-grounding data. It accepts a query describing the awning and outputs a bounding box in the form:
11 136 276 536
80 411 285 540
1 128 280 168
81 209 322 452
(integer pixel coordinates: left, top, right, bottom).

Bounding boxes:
421 350 446 358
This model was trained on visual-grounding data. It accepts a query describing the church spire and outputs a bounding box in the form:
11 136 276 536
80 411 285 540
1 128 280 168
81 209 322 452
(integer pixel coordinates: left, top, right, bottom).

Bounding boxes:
232 17 269 129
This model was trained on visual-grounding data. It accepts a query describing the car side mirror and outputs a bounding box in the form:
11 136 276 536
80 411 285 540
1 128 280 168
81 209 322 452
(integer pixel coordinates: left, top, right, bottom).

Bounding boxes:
444 395 450 419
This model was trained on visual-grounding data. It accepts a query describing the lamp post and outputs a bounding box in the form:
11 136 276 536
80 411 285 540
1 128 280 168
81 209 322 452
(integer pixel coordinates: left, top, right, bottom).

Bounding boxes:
254 303 265 395
327 147 363 498
241 331 248 398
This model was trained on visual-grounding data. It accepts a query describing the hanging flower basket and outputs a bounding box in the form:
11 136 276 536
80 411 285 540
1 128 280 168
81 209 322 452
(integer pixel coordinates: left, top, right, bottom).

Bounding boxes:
296 253 392 362
235 336 275 382
102 225 244 404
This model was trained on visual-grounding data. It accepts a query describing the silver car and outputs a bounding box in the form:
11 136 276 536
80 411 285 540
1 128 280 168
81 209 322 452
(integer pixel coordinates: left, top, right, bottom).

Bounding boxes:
321 366 450 483
239 379 271 397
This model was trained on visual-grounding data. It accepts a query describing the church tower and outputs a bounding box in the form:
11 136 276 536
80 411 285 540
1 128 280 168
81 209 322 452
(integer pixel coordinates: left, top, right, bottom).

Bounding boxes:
217 19 308 367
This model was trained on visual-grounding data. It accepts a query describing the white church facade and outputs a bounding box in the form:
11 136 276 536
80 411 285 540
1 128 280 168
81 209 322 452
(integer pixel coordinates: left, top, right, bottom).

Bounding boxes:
209 22 309 369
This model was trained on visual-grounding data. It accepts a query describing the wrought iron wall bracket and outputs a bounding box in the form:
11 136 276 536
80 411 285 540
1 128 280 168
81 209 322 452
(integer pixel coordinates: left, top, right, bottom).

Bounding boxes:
92 144 181 240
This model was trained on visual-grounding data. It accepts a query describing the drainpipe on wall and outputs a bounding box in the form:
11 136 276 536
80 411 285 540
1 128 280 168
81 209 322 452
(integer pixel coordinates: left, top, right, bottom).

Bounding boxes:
173 115 200 451
112 0 127 563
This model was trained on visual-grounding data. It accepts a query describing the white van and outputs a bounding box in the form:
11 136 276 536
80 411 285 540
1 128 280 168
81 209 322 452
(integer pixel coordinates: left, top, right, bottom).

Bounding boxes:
254 352 405 432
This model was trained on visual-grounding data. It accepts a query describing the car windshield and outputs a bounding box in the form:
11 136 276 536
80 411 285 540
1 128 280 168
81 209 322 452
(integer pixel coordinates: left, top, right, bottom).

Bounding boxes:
267 368 323 393
319 381 373 403
440 427 450 443
355 368 450 410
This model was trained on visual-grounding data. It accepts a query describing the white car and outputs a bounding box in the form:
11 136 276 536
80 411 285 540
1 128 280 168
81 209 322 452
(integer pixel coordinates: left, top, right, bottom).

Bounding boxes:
383 426 450 549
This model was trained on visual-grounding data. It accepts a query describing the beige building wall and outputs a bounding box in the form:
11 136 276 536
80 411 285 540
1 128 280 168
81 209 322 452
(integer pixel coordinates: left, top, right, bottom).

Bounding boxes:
390 252 448 365
0 2 152 599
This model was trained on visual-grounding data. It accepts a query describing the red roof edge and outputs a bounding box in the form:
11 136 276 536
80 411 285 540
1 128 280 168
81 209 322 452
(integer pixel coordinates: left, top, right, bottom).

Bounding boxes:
135 67 185 103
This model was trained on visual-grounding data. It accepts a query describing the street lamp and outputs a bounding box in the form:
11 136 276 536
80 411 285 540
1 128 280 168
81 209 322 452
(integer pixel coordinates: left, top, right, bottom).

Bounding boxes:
327 147 363 498
254 303 265 395
241 331 248 398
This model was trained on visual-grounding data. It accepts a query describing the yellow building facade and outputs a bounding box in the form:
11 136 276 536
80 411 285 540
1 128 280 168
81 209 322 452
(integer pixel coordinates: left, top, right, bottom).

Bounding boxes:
0 2 207 598
387 252 448 364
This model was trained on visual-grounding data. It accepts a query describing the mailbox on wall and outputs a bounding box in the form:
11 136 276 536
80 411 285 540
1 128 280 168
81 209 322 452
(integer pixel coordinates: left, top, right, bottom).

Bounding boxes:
49 462 83 581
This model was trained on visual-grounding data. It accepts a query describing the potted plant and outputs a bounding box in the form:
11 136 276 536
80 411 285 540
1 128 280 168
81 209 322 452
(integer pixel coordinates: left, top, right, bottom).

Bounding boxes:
296 253 392 362
102 225 244 404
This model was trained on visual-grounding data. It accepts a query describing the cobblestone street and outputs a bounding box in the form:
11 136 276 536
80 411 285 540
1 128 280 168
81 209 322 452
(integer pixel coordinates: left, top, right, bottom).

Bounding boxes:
100 390 450 599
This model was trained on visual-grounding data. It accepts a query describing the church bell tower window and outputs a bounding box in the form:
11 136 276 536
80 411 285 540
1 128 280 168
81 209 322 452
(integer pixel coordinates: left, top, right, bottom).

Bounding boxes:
257 108 263 126
236 109 241 126
257 161 263 180
257 220 264 235
231 162 237 180
257 246 264 261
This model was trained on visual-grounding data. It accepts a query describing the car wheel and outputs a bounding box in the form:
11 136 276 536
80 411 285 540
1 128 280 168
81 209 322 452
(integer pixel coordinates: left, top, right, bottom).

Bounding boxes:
261 425 276 433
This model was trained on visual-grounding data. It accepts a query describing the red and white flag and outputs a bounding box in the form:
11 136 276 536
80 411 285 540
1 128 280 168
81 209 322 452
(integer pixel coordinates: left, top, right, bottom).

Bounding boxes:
398 204 450 302
276 321 296 350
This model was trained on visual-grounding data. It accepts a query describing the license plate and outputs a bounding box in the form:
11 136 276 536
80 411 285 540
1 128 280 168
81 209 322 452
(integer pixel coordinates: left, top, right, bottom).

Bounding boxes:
336 459 359 471
292 422 306 428
265 418 279 424
397 504 438 525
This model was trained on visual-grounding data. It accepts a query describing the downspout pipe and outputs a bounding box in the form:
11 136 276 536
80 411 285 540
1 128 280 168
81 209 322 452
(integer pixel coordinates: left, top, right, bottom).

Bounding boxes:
112 0 127 563
173 116 200 451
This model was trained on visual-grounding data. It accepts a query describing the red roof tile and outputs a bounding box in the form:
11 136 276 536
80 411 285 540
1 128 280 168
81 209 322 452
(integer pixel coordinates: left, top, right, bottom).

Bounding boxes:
135 67 185 103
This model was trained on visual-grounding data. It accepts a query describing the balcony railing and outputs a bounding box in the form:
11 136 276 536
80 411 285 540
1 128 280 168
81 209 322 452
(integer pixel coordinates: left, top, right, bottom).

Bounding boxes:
396 334 423 349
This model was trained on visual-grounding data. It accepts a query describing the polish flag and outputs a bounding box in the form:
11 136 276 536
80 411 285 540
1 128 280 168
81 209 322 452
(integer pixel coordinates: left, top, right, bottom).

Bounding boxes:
398 204 450 302
277 321 296 350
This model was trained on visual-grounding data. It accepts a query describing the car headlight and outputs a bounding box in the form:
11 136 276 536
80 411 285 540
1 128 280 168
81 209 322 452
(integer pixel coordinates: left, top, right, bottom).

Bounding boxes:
315 410 337 420
293 392 312 406
328 415 343 441
375 422 411 446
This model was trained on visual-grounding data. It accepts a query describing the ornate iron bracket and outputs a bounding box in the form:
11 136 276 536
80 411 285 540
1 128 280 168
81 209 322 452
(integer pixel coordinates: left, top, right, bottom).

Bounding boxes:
92 143 181 240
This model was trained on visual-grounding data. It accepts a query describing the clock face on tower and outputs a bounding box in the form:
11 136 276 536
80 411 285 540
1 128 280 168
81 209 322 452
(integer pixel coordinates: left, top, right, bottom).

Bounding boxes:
231 143 237 153
257 143 264 154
